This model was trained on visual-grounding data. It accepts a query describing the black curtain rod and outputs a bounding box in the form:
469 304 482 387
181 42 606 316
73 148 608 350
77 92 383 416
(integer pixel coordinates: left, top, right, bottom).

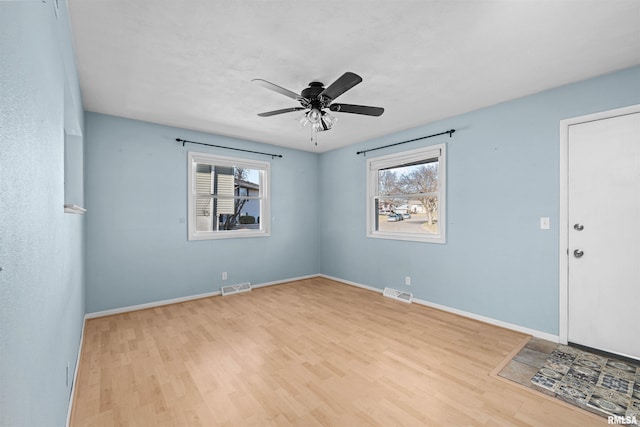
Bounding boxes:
177 138 283 158
356 129 455 156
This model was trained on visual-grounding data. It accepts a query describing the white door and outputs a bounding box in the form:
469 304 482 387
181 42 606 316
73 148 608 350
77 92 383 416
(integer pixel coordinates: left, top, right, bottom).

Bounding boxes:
567 111 640 360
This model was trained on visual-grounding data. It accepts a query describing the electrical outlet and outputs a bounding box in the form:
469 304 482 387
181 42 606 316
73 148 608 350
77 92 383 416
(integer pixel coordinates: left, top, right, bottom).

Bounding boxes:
405 276 411 286
222 272 228 281
540 217 550 230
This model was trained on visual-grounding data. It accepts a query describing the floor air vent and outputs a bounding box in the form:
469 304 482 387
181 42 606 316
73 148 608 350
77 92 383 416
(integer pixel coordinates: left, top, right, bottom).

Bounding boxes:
221 282 252 296
383 287 413 303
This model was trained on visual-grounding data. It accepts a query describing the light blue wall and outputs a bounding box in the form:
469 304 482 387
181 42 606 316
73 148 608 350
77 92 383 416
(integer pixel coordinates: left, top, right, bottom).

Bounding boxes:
0 1 636 423
318 66 640 336
84 113 319 313
0 1 85 426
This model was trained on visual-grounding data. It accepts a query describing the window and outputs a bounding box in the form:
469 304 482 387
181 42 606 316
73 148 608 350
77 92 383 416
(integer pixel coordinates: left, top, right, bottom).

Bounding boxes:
366 143 446 243
188 151 270 240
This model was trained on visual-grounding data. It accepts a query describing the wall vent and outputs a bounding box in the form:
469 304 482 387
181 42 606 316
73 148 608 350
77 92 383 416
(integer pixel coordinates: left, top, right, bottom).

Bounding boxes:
221 282 252 296
383 287 413 303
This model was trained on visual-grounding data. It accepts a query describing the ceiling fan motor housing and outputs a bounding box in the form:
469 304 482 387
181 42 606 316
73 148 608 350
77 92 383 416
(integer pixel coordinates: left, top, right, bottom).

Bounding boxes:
301 82 330 109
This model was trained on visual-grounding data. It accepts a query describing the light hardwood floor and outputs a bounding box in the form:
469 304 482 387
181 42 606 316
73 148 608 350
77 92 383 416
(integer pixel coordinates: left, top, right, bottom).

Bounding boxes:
71 278 603 426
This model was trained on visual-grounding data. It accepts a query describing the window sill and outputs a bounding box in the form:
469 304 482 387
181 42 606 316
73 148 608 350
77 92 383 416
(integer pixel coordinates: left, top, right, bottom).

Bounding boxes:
367 231 445 244
188 230 270 241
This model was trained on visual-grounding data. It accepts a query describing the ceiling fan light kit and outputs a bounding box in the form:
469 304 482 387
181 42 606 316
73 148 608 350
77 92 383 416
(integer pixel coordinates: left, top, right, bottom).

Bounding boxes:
253 72 384 146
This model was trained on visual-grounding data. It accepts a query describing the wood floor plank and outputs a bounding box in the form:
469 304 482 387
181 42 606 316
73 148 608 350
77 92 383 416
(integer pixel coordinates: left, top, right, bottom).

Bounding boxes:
70 278 602 426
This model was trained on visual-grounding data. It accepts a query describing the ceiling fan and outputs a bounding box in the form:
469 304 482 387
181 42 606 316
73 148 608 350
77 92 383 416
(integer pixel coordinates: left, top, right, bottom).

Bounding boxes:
252 72 384 134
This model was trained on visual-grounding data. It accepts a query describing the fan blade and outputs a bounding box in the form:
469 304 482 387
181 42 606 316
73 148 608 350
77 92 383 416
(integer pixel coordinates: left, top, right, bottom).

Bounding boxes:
257 107 306 117
320 72 362 101
252 79 304 101
329 103 384 116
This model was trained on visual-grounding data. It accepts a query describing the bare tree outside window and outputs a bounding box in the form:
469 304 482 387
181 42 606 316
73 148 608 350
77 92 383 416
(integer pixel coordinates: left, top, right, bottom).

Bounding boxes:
399 163 438 225
221 167 251 230
367 144 445 243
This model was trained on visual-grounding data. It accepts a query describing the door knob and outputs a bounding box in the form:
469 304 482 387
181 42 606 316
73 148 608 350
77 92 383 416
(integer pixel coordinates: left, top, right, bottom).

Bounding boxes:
574 224 584 231
574 249 584 258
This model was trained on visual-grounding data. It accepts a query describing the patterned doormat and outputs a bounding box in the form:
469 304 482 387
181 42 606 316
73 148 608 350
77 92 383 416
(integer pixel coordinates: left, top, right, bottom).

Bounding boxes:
495 337 640 425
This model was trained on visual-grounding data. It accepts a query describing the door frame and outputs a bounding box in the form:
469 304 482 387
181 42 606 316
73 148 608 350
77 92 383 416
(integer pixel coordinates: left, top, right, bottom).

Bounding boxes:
558 103 640 345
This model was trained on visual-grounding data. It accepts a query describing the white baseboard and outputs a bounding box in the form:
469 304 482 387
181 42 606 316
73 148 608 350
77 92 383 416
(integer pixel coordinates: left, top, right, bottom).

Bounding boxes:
65 314 86 427
320 274 560 343
252 274 318 289
412 297 560 343
85 290 221 319
85 273 560 341
317 274 383 294
85 274 319 319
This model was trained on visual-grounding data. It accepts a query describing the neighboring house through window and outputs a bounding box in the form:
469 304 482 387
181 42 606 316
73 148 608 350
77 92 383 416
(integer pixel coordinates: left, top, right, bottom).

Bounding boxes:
366 143 446 243
188 151 270 240
235 179 260 219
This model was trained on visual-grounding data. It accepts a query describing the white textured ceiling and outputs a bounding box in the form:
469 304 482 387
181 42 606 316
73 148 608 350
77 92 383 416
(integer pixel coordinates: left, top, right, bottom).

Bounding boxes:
68 0 640 152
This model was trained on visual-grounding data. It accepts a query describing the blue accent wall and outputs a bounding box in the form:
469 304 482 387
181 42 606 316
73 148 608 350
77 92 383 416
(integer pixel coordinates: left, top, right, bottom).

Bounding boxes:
84 113 319 313
0 1 85 426
318 66 640 336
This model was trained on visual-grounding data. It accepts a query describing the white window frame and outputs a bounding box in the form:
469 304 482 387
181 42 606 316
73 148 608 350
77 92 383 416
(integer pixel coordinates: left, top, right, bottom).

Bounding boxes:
187 151 270 240
366 143 446 243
